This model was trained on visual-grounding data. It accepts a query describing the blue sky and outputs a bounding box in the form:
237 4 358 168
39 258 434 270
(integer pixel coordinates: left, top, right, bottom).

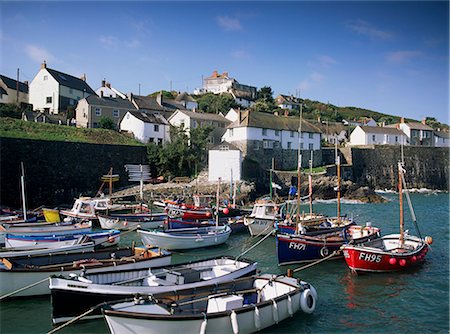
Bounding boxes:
1 1 448 123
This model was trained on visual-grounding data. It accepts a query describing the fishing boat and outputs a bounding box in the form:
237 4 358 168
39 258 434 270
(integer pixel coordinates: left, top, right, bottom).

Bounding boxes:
98 212 167 230
4 229 120 248
342 161 432 273
42 208 61 223
59 197 134 221
49 256 257 324
277 224 381 265
243 200 281 236
102 274 318 334
0 242 96 259
0 246 171 298
138 225 232 250
0 221 92 244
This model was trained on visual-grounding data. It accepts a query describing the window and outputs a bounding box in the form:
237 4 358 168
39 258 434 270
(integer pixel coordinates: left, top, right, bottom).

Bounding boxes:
263 140 274 149
275 130 280 136
423 131 431 138
149 138 154 143
113 110 119 118
309 143 314 150
154 124 159 132
262 128 267 136
43 75 48 81
395 136 398 142
273 141 280 148
309 133 313 139
301 133 304 139
158 138 163 145
192 120 197 128
83 113 87 118
180 121 185 128
287 142 292 149
46 96 52 103
385 134 389 142
95 108 102 116
229 128 234 136
300 143 304 149
290 131 295 138
372 135 376 141
411 130 419 137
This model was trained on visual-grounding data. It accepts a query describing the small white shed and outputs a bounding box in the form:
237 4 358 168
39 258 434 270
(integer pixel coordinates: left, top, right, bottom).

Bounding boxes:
208 142 242 182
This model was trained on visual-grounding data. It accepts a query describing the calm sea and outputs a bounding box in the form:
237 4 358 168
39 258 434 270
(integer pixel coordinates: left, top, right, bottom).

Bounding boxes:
1 193 448 334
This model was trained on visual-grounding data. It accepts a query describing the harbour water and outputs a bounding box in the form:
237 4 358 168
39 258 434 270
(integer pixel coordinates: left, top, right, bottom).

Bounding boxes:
0 193 448 333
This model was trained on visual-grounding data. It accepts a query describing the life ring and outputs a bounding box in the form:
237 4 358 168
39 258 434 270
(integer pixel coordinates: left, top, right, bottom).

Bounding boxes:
320 246 329 257
300 289 316 314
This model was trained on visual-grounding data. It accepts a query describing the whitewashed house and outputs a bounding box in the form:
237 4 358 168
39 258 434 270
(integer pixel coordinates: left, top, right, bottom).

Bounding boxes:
349 126 405 146
29 62 95 114
433 130 450 147
398 119 434 147
120 110 170 144
0 75 29 105
275 94 300 110
95 80 127 99
208 142 242 182
76 95 136 128
221 110 322 170
168 109 231 147
343 118 377 127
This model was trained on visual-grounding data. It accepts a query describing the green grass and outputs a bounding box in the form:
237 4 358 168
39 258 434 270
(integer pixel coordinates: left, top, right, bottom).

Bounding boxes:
0 117 144 146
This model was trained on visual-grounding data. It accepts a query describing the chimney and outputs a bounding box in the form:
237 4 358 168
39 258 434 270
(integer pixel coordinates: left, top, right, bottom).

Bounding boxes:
212 70 218 78
128 92 133 101
41 61 47 69
157 92 163 106
421 118 426 125
100 90 104 98
101 79 106 87
223 72 228 77
24 80 29 86
106 82 111 88
80 73 86 82
400 117 405 123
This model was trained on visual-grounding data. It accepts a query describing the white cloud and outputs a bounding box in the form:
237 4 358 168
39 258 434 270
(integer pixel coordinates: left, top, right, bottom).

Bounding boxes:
298 72 324 92
99 35 118 47
25 44 56 63
216 16 242 31
318 55 337 67
346 19 392 40
386 51 421 63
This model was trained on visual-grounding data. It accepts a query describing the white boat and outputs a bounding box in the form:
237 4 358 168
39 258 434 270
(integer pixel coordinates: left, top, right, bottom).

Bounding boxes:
0 221 92 244
4 230 120 248
138 226 232 250
0 242 96 259
98 213 166 230
60 197 132 220
49 256 257 324
0 247 171 298
244 200 280 236
102 274 317 334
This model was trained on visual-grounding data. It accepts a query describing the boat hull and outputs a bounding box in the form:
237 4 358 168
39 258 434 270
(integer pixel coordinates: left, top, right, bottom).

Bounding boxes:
49 257 257 324
138 226 231 250
98 214 165 230
342 234 429 273
244 217 276 236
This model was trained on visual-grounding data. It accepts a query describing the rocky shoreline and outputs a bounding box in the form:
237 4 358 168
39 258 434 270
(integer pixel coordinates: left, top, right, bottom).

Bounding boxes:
113 174 387 205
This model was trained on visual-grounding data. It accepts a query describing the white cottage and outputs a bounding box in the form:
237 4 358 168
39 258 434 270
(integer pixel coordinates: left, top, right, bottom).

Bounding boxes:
95 80 127 99
120 110 170 144
208 142 242 182
222 110 322 151
349 125 405 146
29 62 95 114
434 131 450 147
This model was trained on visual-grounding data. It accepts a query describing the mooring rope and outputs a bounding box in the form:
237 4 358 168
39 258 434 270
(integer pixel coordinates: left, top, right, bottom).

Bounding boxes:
0 277 49 301
235 228 275 261
292 249 341 273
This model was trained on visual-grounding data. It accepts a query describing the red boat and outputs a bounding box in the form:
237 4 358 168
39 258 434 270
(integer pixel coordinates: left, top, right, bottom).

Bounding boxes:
342 161 432 273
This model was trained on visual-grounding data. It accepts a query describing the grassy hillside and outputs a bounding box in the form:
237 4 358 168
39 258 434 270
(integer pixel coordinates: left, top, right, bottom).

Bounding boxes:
0 118 144 146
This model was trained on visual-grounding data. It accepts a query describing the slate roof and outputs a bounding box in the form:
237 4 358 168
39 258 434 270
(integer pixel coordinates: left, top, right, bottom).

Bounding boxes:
85 95 136 109
210 142 241 151
0 75 29 93
174 110 231 123
46 68 95 94
127 110 168 125
133 95 186 112
175 92 196 103
228 110 322 133
404 122 434 131
276 94 300 106
358 126 405 135
434 131 450 139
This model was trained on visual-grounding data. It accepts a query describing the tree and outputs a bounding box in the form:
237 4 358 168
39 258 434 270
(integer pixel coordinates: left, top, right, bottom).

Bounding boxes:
148 90 176 99
197 93 238 114
98 116 116 130
257 86 274 103
0 103 23 119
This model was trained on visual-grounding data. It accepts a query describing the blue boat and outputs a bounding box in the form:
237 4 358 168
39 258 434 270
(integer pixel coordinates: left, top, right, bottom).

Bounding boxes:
277 224 381 265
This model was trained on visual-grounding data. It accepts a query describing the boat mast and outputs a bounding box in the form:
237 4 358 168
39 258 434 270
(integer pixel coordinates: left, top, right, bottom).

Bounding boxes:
216 177 221 228
296 99 303 227
398 161 404 247
20 162 27 221
309 150 313 216
335 139 341 223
